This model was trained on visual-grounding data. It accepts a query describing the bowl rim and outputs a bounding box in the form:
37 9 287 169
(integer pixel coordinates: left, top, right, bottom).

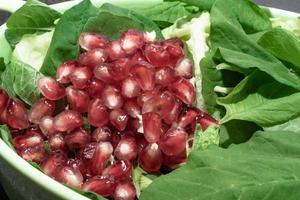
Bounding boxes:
0 2 299 200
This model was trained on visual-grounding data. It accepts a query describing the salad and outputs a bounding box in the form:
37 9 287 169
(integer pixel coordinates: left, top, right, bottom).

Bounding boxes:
0 0 300 199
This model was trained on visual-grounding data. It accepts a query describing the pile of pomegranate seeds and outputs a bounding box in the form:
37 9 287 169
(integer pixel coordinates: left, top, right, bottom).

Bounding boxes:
0 29 217 199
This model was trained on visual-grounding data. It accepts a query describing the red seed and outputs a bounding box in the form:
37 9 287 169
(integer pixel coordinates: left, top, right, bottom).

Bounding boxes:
82 175 116 197
123 100 141 118
136 87 160 107
6 99 29 129
127 118 140 132
54 110 84 132
79 142 98 161
39 116 56 137
0 89 8 115
55 165 84 187
163 40 184 66
67 158 88 178
131 61 155 91
79 32 109 51
79 49 108 69
113 180 136 200
159 128 187 156
135 133 148 154
163 149 187 169
142 91 175 118
138 143 163 173
94 63 113 82
121 77 141 98
102 86 124 110
131 49 147 64
42 150 67 177
155 67 176 86
142 112 163 143
107 40 126 61
38 77 65 101
28 98 55 124
56 61 77 84
89 142 114 175
88 98 109 127
109 109 129 131
178 108 199 129
102 160 132 181
66 86 90 113
168 78 195 105
114 136 138 161
197 112 218 131
175 58 193 79
120 29 144 55
20 145 47 163
65 128 91 150
13 132 44 151
86 78 105 98
144 43 171 68
109 58 132 81
164 99 183 125
70 67 93 89
92 126 112 142
48 133 66 150
162 38 184 48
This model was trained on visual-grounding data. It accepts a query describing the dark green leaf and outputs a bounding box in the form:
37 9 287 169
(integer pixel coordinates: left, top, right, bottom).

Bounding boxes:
5 0 60 48
0 125 15 151
44 141 51 153
41 0 97 77
167 0 216 11
28 161 43 171
140 130 300 200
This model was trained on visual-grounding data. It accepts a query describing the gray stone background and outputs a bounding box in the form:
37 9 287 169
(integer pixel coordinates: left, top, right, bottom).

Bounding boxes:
0 0 299 199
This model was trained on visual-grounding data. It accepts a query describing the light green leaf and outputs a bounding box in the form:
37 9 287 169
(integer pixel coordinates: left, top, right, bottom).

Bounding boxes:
0 125 14 151
192 125 219 151
264 117 300 133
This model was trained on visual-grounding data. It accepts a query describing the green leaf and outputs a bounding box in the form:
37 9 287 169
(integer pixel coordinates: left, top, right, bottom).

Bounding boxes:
218 71 300 127
0 125 15 151
28 161 43 171
272 17 300 38
0 60 16 97
10 58 41 105
41 0 97 77
258 28 300 74
5 0 60 48
264 117 300 133
66 185 106 200
168 0 216 11
83 3 163 41
44 141 52 153
192 125 219 151
140 130 300 200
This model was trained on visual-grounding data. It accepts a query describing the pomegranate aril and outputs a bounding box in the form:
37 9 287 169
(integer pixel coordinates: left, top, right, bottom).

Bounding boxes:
79 142 98 160
138 143 163 173
86 78 105 98
131 49 147 64
135 133 148 154
68 158 87 178
164 99 183 125
66 87 90 113
144 43 171 68
136 87 160 107
159 128 188 156
94 63 113 82
54 110 84 132
178 108 199 129
121 77 141 98
197 112 218 131
142 112 163 143
109 109 129 131
13 132 44 151
131 61 155 91
56 61 77 84
102 86 124 110
155 67 176 86
65 128 91 150
42 150 67 177
165 44 184 66
124 100 141 118
88 98 109 127
142 91 175 118
39 116 56 137
69 67 93 89
163 149 187 169
20 145 47 163
82 175 116 197
92 126 112 142
55 165 84 188
162 38 184 48
38 77 65 101
79 32 109 51
109 58 132 81
127 118 140 131
168 78 195 105
114 136 138 161
48 133 66 150
107 40 126 61
175 58 193 79
28 98 55 124
0 89 8 114
79 49 108 69
6 99 29 129
102 160 132 181
89 142 113 175
120 29 144 55
113 180 136 200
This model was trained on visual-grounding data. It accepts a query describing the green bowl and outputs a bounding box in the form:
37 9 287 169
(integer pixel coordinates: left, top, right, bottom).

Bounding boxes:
0 1 299 199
